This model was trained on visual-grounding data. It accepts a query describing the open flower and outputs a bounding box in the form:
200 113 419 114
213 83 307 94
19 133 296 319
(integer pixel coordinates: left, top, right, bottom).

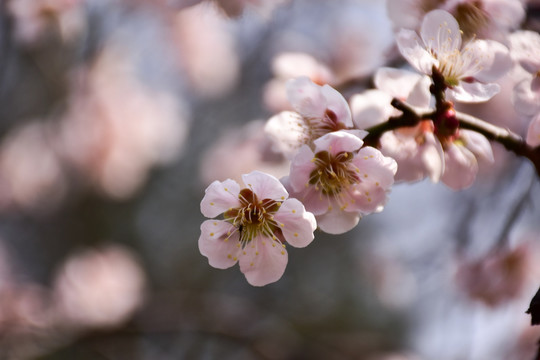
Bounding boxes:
456 244 533 307
265 77 365 158
199 171 316 286
510 30 540 117
285 131 397 234
396 9 511 103
509 31 540 148
351 68 443 183
387 0 526 41
525 114 540 148
263 52 335 113
351 67 493 189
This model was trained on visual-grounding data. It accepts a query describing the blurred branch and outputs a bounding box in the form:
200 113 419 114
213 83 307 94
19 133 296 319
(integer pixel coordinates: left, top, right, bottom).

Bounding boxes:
494 167 536 248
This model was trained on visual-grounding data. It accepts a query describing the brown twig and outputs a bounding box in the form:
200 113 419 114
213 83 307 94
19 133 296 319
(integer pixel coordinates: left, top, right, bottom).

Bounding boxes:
363 98 540 178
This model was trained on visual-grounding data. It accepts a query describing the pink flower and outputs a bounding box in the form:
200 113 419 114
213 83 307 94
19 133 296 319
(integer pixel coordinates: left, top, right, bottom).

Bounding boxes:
263 52 335 113
199 120 290 186
8 0 85 45
396 10 511 103
509 31 540 147
199 171 317 286
351 68 494 189
351 68 445 183
265 77 365 159
53 245 146 328
510 30 540 115
351 68 432 129
377 128 446 183
441 129 494 189
443 0 525 40
285 131 397 234
456 244 532 307
526 114 540 148
387 0 525 41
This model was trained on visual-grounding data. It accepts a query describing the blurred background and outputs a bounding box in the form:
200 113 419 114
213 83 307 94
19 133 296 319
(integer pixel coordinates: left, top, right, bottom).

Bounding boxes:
0 0 539 359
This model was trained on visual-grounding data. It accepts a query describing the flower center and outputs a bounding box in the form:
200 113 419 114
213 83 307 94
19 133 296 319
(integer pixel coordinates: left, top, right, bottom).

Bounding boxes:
305 109 348 141
420 0 446 13
454 1 490 41
309 150 358 195
224 189 281 243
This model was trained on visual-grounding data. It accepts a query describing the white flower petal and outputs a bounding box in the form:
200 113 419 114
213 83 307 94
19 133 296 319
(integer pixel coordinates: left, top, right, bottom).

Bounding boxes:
509 30 540 74
396 29 437 74
374 67 424 99
200 179 241 218
460 130 494 163
483 0 525 31
386 0 425 30
316 207 360 235
512 78 540 117
313 131 363 155
288 145 316 193
421 132 445 183
441 143 478 190
526 113 540 148
407 75 432 108
379 132 428 183
272 52 333 82
321 84 353 128
473 40 512 83
274 198 316 248
286 77 327 119
265 111 310 158
199 220 240 269
348 184 388 214
350 90 394 129
239 235 288 286
353 146 397 189
420 10 461 56
449 82 500 103
295 186 331 216
242 171 288 201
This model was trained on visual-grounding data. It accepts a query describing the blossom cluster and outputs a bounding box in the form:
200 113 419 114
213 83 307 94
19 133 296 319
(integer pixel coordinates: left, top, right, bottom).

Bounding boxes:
200 77 398 285
199 3 539 286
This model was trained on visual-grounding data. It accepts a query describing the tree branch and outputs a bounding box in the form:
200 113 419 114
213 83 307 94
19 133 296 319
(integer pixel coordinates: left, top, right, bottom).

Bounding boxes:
457 111 540 177
363 98 540 178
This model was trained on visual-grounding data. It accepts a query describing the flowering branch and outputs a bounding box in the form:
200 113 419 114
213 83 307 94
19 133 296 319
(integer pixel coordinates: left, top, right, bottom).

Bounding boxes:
458 112 540 176
363 98 540 178
362 99 433 147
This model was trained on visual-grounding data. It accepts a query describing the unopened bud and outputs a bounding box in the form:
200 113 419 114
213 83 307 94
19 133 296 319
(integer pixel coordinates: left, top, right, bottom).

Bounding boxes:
434 102 459 138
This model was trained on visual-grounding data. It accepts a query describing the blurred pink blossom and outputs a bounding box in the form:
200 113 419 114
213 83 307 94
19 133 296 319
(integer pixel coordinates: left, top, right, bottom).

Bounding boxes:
53 244 146 328
173 3 240 98
387 0 526 41
509 30 540 148
0 122 67 211
510 30 540 117
59 45 189 199
167 0 288 17
269 2 393 88
455 244 536 307
200 120 290 185
263 52 335 113
7 0 86 45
